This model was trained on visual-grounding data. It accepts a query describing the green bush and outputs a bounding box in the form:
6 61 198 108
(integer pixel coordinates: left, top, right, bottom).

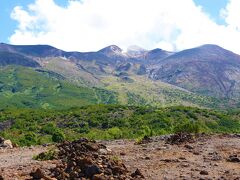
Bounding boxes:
174 120 201 134
107 127 123 139
52 130 65 143
33 148 57 161
41 123 58 135
19 132 37 146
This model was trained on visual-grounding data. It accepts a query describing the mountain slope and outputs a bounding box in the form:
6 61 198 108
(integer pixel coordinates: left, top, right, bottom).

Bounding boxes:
0 66 117 109
0 43 65 57
150 44 240 98
0 51 39 67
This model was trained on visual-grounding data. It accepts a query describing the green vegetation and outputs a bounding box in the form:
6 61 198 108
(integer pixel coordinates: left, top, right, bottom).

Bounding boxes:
0 105 239 146
0 66 239 147
33 147 57 161
0 65 229 109
0 66 117 109
102 76 229 109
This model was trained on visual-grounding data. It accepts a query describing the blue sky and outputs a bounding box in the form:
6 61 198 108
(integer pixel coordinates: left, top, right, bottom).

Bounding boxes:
0 0 68 42
1 0 240 53
194 0 228 24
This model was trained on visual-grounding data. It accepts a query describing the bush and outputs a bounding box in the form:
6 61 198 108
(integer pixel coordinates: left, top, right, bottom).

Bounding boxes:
19 132 37 146
174 120 201 134
33 148 57 161
52 130 65 143
41 123 58 135
107 127 123 139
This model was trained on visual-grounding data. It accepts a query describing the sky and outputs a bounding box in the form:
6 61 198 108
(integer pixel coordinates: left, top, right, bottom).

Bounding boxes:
1 0 240 53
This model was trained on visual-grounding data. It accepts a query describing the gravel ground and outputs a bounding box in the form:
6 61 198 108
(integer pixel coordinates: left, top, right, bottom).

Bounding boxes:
1 134 240 179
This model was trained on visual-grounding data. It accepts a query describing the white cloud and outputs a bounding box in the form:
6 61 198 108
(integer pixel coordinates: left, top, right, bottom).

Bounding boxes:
8 0 240 54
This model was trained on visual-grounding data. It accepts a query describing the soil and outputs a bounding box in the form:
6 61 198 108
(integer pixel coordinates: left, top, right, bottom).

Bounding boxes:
1 134 240 179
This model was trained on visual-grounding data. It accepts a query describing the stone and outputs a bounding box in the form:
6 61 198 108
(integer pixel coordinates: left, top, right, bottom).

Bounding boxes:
145 156 150 160
200 170 208 175
92 173 105 180
166 133 194 145
131 168 144 178
99 148 108 155
85 165 101 178
184 144 194 149
181 163 190 168
30 168 46 179
1 140 13 149
228 154 240 162
120 152 126 156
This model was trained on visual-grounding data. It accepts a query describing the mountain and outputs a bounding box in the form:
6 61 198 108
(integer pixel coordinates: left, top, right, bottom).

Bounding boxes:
0 43 240 109
0 43 64 57
149 44 240 98
0 51 39 67
145 48 173 62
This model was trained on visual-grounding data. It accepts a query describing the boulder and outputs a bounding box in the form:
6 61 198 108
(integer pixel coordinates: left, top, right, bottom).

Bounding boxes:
0 139 13 149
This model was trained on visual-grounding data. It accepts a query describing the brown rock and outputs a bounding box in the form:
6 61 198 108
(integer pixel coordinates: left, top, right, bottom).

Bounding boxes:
200 170 208 175
184 144 194 149
30 168 46 179
131 168 144 178
120 152 126 156
92 173 105 180
228 154 240 162
85 165 101 178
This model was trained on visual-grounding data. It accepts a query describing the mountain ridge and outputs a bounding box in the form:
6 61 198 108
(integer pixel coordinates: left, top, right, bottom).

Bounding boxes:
1 43 240 108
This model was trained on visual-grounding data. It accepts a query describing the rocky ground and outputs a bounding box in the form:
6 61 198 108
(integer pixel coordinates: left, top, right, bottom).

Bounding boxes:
0 134 240 179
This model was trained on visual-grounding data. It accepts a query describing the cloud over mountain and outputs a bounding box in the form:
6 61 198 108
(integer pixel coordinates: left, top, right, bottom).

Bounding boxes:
9 0 240 53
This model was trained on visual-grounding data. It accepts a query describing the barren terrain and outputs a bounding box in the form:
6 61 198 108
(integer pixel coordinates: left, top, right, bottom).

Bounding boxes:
1 134 240 179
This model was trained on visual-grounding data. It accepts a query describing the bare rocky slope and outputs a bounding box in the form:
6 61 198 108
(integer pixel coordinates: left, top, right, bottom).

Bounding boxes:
1 134 240 179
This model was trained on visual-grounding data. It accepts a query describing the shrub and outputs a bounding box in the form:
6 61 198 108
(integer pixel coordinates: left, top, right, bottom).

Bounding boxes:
141 125 153 137
19 132 37 146
33 148 57 161
174 120 201 134
41 123 58 135
52 130 65 143
107 127 123 139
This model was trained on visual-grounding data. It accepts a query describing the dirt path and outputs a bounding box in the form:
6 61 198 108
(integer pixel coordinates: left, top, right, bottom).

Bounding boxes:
1 135 240 179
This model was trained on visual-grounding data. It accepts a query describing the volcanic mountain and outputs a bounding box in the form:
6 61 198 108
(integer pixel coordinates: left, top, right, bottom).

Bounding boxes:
1 43 240 108
149 44 240 98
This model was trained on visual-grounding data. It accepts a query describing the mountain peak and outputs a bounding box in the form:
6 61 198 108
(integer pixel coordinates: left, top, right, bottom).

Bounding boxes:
98 45 122 54
198 44 224 50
